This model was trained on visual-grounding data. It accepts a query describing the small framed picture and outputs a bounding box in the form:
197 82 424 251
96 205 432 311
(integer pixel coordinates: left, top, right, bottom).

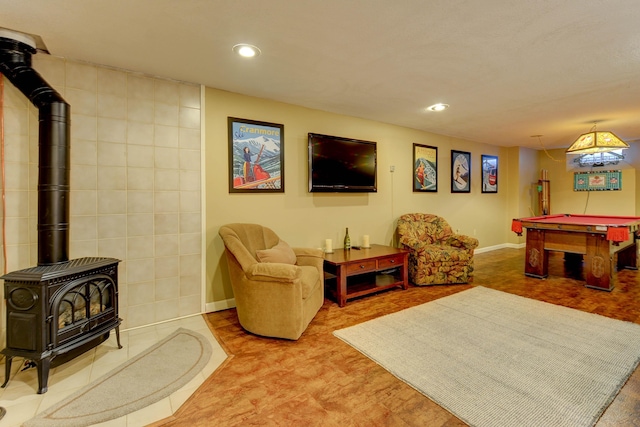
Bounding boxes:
451 150 471 193
481 154 498 193
413 143 438 192
228 117 284 193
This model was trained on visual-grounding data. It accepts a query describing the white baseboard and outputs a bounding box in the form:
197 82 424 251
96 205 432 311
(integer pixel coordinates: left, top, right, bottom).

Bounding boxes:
475 242 525 254
206 298 236 313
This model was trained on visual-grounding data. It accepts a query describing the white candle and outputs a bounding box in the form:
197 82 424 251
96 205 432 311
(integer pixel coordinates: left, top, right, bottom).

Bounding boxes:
325 239 333 253
363 235 370 248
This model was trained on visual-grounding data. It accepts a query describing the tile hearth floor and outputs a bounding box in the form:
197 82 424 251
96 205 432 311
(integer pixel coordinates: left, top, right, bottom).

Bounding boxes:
0 315 227 427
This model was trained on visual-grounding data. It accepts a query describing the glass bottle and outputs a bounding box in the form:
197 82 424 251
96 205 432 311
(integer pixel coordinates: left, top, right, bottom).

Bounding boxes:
344 227 351 250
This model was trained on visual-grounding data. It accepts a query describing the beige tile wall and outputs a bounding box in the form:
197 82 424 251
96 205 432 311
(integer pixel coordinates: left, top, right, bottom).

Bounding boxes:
1 54 203 330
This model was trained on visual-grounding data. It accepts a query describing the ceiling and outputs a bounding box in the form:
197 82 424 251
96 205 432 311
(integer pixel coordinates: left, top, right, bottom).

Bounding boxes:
2 0 640 150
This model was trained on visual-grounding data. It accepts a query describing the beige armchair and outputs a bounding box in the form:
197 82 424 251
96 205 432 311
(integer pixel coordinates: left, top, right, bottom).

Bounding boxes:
219 223 325 340
397 213 479 286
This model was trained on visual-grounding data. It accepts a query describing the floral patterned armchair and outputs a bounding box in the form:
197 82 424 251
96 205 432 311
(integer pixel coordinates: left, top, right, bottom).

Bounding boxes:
396 213 479 286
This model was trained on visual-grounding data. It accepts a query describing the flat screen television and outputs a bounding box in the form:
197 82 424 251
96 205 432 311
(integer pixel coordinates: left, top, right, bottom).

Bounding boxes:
308 133 377 192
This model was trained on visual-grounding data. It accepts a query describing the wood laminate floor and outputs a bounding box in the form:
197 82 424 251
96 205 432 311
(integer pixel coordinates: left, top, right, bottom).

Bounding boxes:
154 248 640 426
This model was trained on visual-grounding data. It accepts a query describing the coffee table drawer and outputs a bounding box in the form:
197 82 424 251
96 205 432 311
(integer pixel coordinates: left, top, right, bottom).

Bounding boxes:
378 255 405 269
345 260 376 275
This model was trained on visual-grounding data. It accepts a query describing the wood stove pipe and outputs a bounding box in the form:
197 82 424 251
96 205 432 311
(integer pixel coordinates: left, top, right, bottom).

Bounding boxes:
0 30 70 265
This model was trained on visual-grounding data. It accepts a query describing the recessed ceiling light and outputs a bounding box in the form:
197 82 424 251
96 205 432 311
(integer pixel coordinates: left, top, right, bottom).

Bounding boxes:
232 44 261 58
426 103 449 112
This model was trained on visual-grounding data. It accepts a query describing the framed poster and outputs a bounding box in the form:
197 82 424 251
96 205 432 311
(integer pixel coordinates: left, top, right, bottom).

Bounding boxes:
413 143 438 192
481 154 498 193
451 150 471 193
228 117 284 193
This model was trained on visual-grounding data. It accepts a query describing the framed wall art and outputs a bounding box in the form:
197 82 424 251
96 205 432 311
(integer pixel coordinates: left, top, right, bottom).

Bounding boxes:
451 150 471 193
481 154 498 193
413 143 438 192
228 117 284 193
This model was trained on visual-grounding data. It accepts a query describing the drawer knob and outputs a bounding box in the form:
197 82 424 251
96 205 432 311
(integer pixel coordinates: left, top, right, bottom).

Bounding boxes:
389 259 395 263
360 265 365 269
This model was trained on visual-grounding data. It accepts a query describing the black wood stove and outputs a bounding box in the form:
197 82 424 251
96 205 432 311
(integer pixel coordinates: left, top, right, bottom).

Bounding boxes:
0 29 122 393
1 257 121 393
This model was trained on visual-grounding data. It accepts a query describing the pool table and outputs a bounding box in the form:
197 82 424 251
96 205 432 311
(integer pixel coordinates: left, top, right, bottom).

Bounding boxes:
512 214 640 291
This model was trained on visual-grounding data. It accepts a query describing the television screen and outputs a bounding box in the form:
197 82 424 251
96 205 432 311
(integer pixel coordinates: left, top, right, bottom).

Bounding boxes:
308 133 377 192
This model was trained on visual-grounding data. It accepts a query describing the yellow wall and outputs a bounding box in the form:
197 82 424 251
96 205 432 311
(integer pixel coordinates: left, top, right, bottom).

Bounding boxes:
624 144 640 215
505 146 539 245
205 88 516 304
204 88 640 306
539 148 638 216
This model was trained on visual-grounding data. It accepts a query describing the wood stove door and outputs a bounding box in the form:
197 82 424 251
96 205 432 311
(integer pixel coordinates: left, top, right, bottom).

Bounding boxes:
51 274 118 348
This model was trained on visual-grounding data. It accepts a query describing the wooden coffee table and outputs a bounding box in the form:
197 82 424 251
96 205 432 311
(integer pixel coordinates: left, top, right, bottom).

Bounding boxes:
323 244 409 307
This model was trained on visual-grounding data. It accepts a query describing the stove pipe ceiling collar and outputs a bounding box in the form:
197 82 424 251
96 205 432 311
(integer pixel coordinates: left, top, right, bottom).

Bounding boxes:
0 28 70 266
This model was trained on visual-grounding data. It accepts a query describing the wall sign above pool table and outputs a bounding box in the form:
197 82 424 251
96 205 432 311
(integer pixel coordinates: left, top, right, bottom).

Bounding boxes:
574 170 622 191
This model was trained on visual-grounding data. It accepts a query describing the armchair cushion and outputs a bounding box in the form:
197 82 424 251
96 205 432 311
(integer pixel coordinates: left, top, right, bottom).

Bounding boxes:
299 266 321 299
256 240 297 265
443 234 480 251
418 244 475 263
246 262 301 282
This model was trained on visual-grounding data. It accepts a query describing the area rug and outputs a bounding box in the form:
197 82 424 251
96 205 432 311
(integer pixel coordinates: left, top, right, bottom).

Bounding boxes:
24 328 212 427
333 286 640 427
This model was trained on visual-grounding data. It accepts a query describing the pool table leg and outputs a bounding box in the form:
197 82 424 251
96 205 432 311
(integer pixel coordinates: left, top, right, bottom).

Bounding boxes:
584 233 613 291
616 242 638 270
524 229 548 278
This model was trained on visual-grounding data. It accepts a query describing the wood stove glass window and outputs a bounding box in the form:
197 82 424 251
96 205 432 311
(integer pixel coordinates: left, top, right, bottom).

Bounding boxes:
55 276 116 345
